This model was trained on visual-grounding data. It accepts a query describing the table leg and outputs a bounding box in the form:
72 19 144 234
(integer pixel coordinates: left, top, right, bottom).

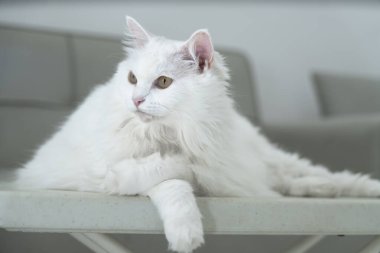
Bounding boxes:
71 233 134 253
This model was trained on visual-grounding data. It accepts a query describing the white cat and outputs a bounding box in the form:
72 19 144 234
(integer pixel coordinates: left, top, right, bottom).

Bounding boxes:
16 16 380 253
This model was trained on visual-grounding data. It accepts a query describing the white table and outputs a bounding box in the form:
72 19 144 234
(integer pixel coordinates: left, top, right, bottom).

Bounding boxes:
1 189 380 253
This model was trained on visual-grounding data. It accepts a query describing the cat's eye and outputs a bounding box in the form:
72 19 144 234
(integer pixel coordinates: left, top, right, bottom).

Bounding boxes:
156 76 173 89
128 71 137 85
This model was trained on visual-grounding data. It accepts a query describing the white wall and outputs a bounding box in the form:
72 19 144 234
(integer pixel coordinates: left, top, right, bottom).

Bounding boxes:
1 2 379 124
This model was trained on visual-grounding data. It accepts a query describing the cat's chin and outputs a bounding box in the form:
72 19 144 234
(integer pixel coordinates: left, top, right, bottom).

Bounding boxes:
136 111 155 122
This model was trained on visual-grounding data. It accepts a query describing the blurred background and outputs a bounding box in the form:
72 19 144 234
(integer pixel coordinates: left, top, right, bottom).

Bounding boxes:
1 0 380 252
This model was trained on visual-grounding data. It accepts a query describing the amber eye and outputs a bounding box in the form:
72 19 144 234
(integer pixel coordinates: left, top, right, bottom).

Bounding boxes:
156 76 173 89
128 71 137 85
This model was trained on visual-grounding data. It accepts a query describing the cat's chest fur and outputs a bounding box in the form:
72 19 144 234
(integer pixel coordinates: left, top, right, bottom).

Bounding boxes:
102 115 182 163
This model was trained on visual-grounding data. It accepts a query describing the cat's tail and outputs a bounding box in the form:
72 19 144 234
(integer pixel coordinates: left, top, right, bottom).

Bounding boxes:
271 152 380 198
285 170 380 198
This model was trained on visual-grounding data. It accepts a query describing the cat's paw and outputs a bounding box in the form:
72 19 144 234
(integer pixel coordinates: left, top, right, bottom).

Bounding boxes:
164 217 204 253
102 169 121 194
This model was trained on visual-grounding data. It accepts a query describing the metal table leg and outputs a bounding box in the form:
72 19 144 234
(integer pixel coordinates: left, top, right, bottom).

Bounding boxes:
71 233 134 253
359 236 380 253
285 235 325 253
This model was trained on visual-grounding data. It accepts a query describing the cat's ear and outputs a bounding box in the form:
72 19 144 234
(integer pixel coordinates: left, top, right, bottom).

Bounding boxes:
183 29 214 72
124 16 150 48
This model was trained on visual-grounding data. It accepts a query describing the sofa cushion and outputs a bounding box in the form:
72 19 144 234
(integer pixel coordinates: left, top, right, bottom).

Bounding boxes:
220 49 259 124
0 27 72 105
313 72 380 117
72 37 123 102
0 107 70 169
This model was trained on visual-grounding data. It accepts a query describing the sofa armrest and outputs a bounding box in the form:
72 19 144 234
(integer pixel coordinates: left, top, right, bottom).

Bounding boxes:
262 115 380 177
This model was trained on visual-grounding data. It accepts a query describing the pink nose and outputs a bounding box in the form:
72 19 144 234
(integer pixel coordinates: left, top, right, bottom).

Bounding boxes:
133 97 145 107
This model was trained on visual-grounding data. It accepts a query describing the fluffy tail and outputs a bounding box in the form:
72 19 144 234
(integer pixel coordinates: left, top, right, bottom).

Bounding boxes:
285 170 380 198
271 152 380 198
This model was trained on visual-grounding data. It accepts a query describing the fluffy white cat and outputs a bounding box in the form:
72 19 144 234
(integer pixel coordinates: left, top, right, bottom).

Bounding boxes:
16 16 380 253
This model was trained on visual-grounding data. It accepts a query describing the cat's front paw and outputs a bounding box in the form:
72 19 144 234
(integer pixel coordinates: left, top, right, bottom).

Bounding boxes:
102 169 120 194
164 217 204 253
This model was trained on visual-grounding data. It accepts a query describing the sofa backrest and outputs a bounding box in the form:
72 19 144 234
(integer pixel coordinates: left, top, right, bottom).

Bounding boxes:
0 26 258 169
313 72 380 118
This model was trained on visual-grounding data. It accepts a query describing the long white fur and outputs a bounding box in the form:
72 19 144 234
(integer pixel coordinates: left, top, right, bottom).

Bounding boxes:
15 16 380 253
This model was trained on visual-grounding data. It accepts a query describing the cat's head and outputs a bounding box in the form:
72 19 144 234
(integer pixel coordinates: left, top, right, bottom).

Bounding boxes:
112 16 231 124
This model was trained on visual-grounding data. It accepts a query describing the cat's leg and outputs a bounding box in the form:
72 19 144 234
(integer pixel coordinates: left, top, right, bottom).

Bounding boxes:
103 155 203 252
103 153 193 195
268 151 380 198
145 179 204 253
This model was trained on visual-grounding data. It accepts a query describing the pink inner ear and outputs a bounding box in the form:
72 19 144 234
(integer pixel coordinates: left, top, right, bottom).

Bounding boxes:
191 31 214 71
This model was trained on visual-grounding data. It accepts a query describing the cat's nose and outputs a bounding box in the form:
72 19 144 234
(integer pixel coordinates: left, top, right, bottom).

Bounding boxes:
133 97 145 107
